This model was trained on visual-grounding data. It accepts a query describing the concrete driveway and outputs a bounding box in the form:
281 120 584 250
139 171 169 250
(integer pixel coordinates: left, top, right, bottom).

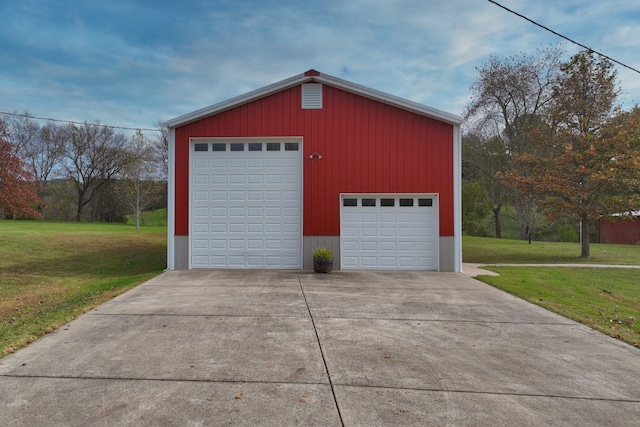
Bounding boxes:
1 270 639 426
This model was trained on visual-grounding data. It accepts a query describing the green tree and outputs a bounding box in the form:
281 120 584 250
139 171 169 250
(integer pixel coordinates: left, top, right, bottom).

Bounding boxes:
462 180 491 236
463 133 510 237
507 51 639 257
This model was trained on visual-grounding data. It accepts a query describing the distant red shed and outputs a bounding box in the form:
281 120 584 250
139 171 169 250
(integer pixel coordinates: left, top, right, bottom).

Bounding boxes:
599 213 640 245
167 70 462 271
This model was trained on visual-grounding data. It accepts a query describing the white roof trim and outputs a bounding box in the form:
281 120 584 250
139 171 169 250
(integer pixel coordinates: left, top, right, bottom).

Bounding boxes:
167 70 462 128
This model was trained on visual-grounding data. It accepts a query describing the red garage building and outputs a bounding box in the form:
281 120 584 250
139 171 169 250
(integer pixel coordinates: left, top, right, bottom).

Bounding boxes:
167 70 462 272
599 213 640 245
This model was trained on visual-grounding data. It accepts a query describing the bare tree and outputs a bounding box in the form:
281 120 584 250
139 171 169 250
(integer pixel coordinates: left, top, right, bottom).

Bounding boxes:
464 46 564 239
119 130 162 230
0 112 39 155
63 122 129 221
18 122 66 216
151 120 169 181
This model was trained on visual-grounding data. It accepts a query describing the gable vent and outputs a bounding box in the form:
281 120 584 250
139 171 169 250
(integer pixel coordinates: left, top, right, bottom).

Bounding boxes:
302 83 322 109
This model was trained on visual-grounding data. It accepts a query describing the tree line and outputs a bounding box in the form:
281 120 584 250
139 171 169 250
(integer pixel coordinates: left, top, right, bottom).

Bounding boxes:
0 114 168 229
463 47 640 257
2 47 639 255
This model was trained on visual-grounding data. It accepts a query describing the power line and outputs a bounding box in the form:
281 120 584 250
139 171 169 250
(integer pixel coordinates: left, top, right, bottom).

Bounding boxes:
487 0 640 75
0 110 163 132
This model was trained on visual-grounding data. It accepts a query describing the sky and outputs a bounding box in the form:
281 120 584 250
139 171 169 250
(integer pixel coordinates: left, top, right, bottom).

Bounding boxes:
1 0 639 134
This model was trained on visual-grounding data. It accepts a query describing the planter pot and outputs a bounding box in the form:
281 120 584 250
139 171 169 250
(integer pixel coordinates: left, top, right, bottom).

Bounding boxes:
313 257 333 273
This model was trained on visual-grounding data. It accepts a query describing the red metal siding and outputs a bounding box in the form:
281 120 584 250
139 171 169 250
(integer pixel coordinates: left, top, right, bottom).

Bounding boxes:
174 84 454 237
599 217 640 245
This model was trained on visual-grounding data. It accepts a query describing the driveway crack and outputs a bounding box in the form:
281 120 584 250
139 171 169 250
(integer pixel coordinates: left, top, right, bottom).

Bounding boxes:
296 272 344 427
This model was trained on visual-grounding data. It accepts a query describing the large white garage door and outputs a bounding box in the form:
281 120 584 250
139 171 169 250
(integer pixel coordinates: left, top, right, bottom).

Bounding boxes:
190 139 302 269
340 195 438 270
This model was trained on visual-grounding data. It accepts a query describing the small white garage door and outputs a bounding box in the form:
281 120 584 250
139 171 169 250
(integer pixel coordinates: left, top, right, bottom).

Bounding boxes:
340 195 438 270
190 139 302 269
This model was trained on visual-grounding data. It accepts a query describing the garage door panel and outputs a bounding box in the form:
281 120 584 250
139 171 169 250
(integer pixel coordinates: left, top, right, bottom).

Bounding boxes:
193 207 209 217
379 227 396 237
193 174 209 185
192 255 209 267
229 174 245 184
359 213 377 223
247 158 263 168
210 207 225 216
211 223 227 233
193 158 209 168
247 191 263 201
192 239 208 249
193 191 209 201
341 195 437 270
229 159 245 168
283 207 299 217
398 227 415 237
247 224 263 233
229 224 245 233
211 240 226 249
247 239 263 249
229 191 245 201
265 223 281 233
361 241 378 251
247 174 263 184
211 191 226 201
211 175 227 185
247 256 264 266
265 191 281 201
380 257 398 267
379 241 396 251
266 174 282 184
342 241 358 251
398 241 415 251
361 227 378 237
379 213 396 222
193 223 208 233
284 174 299 184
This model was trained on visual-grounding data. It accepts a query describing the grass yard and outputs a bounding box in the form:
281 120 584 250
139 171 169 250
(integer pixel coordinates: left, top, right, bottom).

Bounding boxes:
126 208 167 227
463 235 640 265
464 236 640 348
0 220 166 357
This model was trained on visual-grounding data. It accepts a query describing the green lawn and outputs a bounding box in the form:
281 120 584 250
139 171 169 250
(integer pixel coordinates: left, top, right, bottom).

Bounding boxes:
126 208 167 227
0 220 166 357
464 236 640 348
463 235 640 264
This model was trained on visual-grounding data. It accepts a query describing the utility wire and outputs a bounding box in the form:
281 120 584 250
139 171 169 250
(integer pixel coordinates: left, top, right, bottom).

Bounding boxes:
0 110 163 132
487 0 640 75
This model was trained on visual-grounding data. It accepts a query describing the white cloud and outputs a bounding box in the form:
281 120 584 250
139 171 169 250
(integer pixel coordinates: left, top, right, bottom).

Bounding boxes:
1 0 639 128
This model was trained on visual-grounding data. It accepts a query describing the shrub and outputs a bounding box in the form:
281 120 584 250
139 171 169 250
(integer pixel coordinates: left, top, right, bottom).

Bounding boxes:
312 247 333 259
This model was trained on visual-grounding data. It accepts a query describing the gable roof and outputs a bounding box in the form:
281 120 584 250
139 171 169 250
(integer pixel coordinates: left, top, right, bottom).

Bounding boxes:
167 69 462 128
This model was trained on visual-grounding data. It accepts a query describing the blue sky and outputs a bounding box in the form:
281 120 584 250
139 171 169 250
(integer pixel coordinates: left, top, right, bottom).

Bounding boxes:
2 0 639 133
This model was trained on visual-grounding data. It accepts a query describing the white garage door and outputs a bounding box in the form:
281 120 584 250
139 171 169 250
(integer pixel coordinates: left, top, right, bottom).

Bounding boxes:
340 195 438 270
190 140 302 269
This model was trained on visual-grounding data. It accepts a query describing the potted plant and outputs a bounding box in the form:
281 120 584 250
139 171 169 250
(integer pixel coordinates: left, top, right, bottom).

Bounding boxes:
312 247 334 273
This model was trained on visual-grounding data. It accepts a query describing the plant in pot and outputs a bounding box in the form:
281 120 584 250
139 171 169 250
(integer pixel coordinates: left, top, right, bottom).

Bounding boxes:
312 247 334 273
